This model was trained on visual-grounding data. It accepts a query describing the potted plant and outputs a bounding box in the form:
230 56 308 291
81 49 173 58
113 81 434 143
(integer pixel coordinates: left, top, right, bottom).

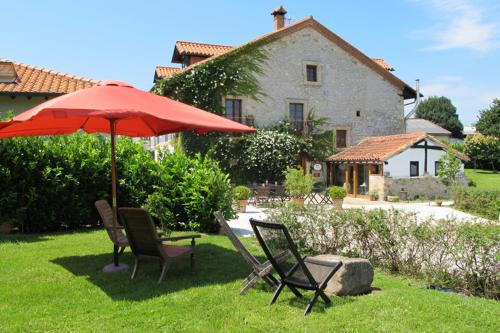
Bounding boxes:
233 185 252 213
328 186 347 209
284 168 313 205
368 190 379 201
434 196 443 207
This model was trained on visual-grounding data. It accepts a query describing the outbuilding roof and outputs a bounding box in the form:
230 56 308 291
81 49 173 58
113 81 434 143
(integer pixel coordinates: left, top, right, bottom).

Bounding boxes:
326 132 469 163
0 59 98 96
406 118 451 135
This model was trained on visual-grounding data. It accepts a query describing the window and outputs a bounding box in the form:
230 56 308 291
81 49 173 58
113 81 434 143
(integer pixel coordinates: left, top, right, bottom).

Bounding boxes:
356 110 361 117
336 130 347 148
289 103 304 132
0 62 18 83
306 65 317 82
370 164 381 175
410 161 419 177
435 161 441 176
225 98 242 122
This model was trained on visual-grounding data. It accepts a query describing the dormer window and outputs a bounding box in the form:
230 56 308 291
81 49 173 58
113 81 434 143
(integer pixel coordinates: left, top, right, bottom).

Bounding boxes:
0 62 18 83
306 65 317 82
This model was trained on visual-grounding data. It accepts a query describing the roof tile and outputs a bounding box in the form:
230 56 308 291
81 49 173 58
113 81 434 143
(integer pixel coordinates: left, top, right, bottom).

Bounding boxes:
0 59 98 95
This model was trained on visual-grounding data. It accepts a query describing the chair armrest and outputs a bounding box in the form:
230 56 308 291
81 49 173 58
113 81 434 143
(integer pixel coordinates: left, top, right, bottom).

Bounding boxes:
158 234 201 242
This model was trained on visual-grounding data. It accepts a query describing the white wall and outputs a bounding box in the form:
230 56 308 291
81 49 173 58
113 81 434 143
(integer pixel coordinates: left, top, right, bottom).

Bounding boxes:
0 95 48 118
384 139 463 177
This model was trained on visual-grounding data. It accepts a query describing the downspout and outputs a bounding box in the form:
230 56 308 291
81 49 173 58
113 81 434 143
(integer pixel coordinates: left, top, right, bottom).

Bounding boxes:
404 79 421 133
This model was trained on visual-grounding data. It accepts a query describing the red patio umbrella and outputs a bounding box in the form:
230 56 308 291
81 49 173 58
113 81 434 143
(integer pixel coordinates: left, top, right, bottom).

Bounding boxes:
0 80 255 270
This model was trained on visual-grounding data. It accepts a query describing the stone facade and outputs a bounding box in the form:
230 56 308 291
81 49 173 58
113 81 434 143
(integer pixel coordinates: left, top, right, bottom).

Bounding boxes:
384 176 450 200
239 27 405 146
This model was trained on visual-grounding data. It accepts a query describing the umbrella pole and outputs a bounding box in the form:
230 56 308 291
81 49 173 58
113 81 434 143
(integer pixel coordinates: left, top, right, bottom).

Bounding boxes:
110 119 119 267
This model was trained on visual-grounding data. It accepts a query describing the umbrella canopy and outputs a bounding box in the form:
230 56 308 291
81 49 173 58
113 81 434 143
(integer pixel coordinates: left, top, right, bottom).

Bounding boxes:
0 80 254 270
0 81 254 138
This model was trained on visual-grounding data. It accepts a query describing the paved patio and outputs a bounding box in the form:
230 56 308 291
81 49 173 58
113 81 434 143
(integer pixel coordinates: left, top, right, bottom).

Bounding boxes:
227 199 484 236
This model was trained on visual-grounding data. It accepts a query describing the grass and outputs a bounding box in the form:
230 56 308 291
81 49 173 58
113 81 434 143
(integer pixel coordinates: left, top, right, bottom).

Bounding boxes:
0 230 499 333
465 168 500 191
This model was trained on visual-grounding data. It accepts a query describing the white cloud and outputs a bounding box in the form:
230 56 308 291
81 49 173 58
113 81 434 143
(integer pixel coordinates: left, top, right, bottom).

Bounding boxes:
415 0 499 52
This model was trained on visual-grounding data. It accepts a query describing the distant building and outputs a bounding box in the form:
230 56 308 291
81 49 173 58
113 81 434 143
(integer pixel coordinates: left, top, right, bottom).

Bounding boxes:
463 126 477 137
405 118 451 140
0 59 97 118
326 132 469 200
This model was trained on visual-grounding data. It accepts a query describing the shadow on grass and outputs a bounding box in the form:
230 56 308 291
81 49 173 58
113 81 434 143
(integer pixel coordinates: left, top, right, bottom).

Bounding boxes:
51 243 255 301
287 294 356 314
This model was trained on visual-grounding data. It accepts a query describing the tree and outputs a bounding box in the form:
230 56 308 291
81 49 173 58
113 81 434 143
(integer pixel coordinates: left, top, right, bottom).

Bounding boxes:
415 96 464 138
464 134 500 171
437 152 461 185
476 99 500 138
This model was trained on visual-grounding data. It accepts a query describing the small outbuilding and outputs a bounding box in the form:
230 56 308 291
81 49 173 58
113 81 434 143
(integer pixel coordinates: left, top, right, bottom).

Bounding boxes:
325 132 469 200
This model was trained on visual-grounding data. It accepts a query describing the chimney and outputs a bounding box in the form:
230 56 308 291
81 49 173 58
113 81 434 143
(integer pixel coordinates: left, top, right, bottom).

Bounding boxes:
271 6 287 31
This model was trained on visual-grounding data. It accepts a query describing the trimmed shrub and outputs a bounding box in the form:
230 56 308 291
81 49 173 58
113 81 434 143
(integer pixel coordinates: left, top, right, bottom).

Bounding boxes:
233 185 252 200
453 187 500 221
284 168 313 198
328 186 347 199
146 151 233 233
268 204 499 299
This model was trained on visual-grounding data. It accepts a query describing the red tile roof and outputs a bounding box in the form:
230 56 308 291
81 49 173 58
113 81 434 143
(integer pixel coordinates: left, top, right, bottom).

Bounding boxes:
174 41 234 57
0 59 98 95
371 58 394 71
155 66 183 79
326 132 469 162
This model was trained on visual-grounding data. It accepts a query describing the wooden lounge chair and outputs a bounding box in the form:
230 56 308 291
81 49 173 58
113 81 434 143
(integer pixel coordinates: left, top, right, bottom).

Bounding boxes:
118 207 200 283
214 211 282 295
250 218 343 315
95 200 129 258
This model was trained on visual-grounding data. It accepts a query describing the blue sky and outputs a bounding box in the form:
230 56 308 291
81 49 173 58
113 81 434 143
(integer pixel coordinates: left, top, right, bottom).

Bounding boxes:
3 0 499 125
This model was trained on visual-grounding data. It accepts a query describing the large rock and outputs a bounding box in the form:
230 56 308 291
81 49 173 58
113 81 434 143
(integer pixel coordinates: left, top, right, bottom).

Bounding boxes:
312 254 373 296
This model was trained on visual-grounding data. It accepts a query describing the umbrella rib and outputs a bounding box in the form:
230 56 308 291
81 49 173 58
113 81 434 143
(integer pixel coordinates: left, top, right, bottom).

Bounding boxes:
141 117 158 137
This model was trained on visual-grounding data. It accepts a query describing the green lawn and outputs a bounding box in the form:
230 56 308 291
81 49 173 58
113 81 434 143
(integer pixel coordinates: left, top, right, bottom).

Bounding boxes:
465 169 500 190
0 230 498 332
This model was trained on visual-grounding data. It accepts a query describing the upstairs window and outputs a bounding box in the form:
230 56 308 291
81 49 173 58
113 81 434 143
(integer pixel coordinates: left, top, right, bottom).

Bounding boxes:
225 98 242 123
410 161 419 177
306 65 317 82
289 103 304 132
336 129 347 148
0 62 18 83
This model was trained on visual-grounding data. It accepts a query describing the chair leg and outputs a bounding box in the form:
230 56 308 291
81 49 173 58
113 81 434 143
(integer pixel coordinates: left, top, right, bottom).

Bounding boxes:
190 253 195 274
262 275 279 289
131 257 139 280
158 261 170 284
288 285 303 298
319 290 331 305
304 291 320 315
243 272 257 285
240 274 259 295
269 283 285 306
119 246 126 255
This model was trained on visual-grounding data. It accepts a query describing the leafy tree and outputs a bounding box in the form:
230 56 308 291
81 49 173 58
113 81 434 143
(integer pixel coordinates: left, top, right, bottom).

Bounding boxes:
415 96 464 138
210 130 308 183
464 134 500 171
437 152 461 185
476 99 500 138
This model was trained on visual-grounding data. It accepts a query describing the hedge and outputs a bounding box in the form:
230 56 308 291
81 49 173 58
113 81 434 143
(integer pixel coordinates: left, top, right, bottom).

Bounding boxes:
453 187 500 221
0 132 233 233
268 204 499 299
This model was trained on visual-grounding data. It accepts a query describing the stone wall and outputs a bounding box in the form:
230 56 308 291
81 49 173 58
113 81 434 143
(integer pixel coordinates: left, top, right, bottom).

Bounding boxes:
241 26 405 146
384 176 450 200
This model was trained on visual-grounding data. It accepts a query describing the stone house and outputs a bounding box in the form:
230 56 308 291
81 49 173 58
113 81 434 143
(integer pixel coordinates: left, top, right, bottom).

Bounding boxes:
325 132 469 200
0 59 97 119
405 118 451 141
153 6 419 157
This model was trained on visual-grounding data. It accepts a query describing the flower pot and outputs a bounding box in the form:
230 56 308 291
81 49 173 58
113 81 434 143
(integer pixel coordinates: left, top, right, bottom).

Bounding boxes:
331 198 344 210
238 199 248 213
435 201 443 207
369 195 377 201
292 197 305 206
0 222 12 234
